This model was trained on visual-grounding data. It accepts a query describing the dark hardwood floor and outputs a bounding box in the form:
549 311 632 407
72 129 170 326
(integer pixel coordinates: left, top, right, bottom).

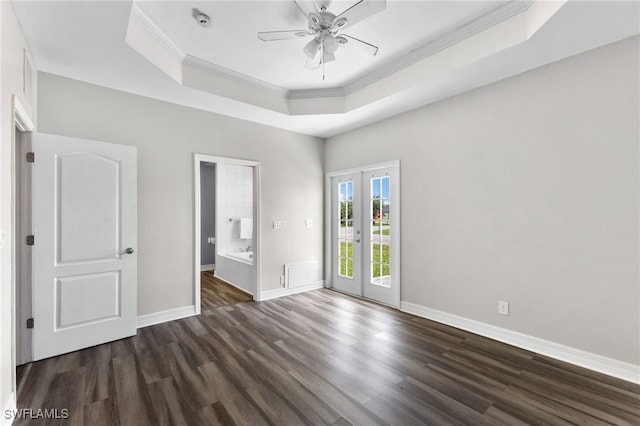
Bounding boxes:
15 289 640 425
200 271 252 310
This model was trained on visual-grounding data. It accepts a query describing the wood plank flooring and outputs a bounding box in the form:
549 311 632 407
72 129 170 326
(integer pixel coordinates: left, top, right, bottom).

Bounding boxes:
201 271 252 310
15 289 640 425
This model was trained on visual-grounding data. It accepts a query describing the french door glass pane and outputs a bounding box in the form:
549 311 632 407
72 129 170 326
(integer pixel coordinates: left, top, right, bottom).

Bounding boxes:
338 181 354 279
370 176 391 287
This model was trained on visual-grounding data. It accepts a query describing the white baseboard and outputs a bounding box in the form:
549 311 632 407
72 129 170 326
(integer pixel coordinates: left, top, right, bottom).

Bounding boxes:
137 305 197 328
213 276 253 296
400 301 640 384
260 281 325 301
2 392 16 426
200 264 215 271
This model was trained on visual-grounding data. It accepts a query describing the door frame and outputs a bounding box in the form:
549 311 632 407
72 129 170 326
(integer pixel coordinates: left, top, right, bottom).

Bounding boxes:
193 154 261 314
11 95 36 394
325 160 401 308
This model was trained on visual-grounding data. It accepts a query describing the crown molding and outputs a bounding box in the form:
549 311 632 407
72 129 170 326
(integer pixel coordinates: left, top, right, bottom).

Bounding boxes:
287 87 346 99
130 0 535 103
343 0 535 95
182 55 290 97
130 4 185 63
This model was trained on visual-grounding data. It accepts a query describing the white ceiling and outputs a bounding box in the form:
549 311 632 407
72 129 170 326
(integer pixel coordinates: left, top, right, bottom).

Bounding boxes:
134 0 507 90
12 1 640 138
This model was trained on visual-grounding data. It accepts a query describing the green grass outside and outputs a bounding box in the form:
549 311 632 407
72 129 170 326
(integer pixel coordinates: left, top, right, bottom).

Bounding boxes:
339 242 389 278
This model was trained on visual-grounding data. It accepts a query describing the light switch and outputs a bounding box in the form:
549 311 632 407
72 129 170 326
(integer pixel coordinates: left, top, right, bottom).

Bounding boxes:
305 219 312 228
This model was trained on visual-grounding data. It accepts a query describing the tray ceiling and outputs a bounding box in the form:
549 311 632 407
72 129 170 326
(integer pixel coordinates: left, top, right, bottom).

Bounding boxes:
12 1 640 137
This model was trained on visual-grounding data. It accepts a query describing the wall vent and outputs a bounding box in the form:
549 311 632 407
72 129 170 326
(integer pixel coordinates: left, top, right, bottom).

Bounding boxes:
284 261 318 289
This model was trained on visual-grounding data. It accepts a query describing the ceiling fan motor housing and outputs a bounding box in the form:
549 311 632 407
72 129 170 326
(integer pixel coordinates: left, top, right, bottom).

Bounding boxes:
309 11 338 33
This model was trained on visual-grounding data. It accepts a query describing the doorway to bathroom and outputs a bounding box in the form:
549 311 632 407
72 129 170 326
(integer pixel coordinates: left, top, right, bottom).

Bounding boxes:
194 154 260 313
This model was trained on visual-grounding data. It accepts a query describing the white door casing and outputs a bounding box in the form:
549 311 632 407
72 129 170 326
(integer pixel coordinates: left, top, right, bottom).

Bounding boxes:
33 133 137 360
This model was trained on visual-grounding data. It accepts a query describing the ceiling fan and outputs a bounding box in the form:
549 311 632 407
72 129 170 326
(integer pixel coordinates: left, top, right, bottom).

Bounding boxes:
257 0 386 79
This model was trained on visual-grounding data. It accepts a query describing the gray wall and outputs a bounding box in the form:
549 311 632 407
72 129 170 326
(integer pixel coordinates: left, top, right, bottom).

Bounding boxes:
37 72 325 315
325 36 640 365
200 163 216 267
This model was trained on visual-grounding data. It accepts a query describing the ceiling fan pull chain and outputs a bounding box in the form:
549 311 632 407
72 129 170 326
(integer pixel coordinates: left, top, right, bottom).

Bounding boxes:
322 42 326 80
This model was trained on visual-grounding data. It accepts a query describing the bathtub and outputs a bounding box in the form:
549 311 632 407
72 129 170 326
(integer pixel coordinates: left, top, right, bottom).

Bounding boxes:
216 251 254 295
222 251 253 265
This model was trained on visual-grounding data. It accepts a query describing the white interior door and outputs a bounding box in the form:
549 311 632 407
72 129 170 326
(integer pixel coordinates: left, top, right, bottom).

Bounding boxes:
33 133 137 360
330 164 399 307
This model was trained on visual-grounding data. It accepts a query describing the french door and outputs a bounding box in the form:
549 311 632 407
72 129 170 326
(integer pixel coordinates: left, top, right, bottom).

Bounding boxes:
330 163 399 307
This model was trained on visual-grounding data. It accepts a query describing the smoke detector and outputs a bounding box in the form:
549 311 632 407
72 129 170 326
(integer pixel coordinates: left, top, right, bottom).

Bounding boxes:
192 9 211 28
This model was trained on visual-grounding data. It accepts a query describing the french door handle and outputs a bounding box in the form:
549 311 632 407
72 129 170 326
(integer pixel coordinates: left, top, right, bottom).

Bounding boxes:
120 247 135 255
355 239 361 243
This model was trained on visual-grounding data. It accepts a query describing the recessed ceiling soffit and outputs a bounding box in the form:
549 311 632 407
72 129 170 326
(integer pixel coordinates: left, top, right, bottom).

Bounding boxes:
125 0 566 116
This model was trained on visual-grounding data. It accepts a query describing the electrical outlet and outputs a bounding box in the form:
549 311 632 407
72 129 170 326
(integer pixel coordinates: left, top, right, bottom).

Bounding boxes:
498 301 509 316
273 220 286 230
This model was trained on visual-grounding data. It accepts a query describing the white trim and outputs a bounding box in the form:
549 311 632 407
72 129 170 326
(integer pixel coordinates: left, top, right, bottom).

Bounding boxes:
326 160 400 178
200 264 215 271
400 301 640 385
284 1 533 99
183 55 289 97
130 5 185 62
343 0 533 95
2 392 16 426
136 305 196 329
129 0 532 103
211 275 253 297
259 281 325 302
288 87 345 100
194 154 261 315
12 96 35 132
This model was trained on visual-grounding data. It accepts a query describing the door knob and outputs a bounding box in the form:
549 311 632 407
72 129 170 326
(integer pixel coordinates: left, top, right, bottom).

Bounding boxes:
120 247 135 255
355 239 361 243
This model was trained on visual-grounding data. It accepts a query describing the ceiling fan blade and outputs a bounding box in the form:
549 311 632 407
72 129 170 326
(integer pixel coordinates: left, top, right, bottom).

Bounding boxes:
334 0 386 30
338 34 378 57
257 30 310 41
294 0 319 19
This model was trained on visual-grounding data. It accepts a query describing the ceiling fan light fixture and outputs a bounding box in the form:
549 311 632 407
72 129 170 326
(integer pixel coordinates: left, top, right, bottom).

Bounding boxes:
323 50 336 63
303 38 321 59
323 34 339 53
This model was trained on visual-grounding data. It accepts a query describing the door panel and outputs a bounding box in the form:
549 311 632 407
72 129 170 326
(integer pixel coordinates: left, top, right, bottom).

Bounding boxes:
57 153 121 263
363 168 397 307
33 133 137 360
331 173 361 296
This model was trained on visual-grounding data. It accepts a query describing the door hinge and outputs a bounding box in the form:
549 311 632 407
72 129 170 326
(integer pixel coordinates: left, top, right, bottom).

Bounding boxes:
26 235 34 246
26 318 34 329
26 152 35 163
